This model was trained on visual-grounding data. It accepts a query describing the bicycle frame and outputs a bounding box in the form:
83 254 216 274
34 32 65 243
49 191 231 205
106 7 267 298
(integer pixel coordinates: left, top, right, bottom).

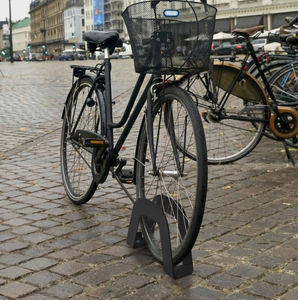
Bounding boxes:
70 49 156 168
199 37 280 118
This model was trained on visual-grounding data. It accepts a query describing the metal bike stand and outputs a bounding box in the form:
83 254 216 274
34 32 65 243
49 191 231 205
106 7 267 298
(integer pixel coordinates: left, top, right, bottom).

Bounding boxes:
127 198 193 279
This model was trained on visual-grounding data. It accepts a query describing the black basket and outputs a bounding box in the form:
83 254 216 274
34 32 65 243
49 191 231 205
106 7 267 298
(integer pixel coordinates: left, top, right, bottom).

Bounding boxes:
122 0 217 74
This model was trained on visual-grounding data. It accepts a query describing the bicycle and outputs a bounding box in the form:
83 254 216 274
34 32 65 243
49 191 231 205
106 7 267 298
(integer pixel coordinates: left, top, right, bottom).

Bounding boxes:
60 0 216 264
246 16 298 80
179 25 298 164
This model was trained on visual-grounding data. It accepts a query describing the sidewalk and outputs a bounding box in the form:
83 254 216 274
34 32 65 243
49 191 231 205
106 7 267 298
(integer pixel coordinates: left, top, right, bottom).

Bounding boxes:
0 60 297 299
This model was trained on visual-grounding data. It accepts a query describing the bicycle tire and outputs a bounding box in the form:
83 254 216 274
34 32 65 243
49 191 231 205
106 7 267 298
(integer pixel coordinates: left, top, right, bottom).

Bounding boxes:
135 86 208 264
180 66 267 164
268 61 298 148
60 76 105 205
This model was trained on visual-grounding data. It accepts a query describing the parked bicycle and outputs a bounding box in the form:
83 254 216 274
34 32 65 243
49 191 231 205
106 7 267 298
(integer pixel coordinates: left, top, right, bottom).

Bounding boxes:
179 25 298 164
246 15 298 79
60 0 216 264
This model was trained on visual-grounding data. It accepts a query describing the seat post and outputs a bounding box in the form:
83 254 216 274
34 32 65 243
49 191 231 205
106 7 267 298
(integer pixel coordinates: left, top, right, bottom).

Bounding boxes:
104 48 113 146
104 48 110 59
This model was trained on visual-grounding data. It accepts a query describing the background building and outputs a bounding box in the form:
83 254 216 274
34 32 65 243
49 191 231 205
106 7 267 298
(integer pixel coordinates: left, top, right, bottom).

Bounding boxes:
29 0 67 56
211 0 298 32
12 18 31 58
1 0 297 61
83 0 94 32
64 0 84 51
0 21 10 54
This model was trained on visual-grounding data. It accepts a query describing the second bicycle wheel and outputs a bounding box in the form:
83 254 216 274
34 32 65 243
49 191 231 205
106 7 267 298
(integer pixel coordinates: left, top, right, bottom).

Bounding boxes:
60 76 105 205
180 66 268 164
135 86 208 264
269 62 298 148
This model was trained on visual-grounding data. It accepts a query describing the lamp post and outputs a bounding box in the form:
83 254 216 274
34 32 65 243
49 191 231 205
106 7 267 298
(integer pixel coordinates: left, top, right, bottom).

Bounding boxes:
8 0 13 63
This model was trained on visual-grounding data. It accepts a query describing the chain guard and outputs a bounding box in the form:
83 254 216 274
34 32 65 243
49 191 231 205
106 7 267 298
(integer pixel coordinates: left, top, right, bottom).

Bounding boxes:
91 149 110 184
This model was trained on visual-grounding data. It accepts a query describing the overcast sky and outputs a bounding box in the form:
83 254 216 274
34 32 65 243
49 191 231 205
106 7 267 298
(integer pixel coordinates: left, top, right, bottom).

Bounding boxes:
0 0 32 22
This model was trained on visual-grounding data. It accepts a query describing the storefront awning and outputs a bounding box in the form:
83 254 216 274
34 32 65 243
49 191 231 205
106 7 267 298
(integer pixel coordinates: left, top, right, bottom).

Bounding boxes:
214 19 231 33
236 15 264 28
272 12 298 28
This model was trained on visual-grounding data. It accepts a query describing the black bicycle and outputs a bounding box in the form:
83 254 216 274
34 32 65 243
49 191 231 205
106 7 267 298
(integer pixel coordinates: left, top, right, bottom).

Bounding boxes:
60 0 216 264
180 25 298 164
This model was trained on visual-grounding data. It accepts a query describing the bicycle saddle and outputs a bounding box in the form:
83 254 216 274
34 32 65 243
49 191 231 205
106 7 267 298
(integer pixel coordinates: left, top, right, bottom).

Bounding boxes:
232 25 265 37
83 31 123 53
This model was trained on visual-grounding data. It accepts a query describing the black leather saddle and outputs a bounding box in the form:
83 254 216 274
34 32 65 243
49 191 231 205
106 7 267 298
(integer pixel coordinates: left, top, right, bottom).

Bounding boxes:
83 31 123 53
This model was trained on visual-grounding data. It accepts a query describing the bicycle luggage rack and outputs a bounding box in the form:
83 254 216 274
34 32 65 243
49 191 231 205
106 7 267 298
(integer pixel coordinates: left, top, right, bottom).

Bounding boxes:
127 198 193 279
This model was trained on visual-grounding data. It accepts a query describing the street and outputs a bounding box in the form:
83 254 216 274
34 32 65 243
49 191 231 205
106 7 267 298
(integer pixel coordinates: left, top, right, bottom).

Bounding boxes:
0 59 297 299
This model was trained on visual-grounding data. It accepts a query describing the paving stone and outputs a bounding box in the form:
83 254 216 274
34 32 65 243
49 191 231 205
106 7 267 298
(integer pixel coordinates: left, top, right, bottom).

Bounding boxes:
0 241 29 252
0 266 31 279
40 282 83 299
187 286 224 300
45 238 78 249
23 270 62 287
245 281 288 298
193 263 221 278
227 264 265 279
46 225 76 236
48 249 83 260
263 271 298 286
77 253 114 265
22 232 54 244
0 253 31 266
51 261 87 276
23 294 56 300
90 275 154 299
11 225 39 235
209 273 244 289
285 261 298 273
72 240 106 252
0 282 37 298
20 257 58 271
223 293 260 300
73 262 135 286
279 286 298 300
250 254 286 269
100 245 138 257
20 246 53 258
268 246 298 260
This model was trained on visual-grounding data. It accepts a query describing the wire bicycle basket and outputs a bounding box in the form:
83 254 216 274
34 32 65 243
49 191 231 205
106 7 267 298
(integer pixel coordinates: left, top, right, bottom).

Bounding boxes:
122 0 217 74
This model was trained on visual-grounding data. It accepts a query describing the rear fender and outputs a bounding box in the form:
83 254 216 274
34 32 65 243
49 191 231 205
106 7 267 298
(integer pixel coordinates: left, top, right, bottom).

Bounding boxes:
212 62 269 103
61 74 98 120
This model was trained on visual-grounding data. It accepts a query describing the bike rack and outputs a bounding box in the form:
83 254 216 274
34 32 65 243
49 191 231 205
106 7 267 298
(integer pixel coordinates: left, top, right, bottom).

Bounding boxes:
127 198 193 279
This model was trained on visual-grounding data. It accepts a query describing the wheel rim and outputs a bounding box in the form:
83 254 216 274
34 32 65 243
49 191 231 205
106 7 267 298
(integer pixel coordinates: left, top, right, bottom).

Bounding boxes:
61 82 99 200
136 93 206 263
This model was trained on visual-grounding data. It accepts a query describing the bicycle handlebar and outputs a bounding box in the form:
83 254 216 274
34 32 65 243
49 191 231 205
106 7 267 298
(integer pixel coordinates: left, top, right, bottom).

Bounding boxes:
286 14 298 26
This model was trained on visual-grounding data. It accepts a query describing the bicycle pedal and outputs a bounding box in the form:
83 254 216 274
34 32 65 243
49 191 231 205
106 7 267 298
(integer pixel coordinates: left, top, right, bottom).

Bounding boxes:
118 169 134 184
74 130 109 148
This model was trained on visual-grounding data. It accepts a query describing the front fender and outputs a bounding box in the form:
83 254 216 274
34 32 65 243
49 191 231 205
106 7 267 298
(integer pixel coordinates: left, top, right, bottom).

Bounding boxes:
61 74 99 120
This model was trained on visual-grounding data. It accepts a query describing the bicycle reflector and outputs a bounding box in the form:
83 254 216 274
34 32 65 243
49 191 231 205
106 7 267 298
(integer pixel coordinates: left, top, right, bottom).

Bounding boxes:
163 9 179 17
89 140 105 145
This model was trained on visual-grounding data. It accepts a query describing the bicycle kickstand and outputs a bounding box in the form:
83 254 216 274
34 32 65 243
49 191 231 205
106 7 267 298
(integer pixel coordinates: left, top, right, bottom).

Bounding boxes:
282 141 295 166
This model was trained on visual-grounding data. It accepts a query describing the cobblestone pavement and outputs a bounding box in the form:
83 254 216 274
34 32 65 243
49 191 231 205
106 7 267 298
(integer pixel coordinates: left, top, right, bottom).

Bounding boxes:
0 60 297 299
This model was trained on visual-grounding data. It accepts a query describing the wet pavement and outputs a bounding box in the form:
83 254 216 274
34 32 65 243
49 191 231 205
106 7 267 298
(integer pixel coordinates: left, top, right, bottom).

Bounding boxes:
0 59 297 299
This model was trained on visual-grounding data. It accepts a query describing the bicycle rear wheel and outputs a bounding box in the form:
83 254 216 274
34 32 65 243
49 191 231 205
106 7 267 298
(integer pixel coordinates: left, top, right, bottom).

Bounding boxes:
135 86 208 264
181 67 267 164
60 76 105 204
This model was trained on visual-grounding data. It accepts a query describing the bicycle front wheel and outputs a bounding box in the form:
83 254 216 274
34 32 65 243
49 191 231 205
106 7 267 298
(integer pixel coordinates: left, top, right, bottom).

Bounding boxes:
135 86 208 264
60 76 105 205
